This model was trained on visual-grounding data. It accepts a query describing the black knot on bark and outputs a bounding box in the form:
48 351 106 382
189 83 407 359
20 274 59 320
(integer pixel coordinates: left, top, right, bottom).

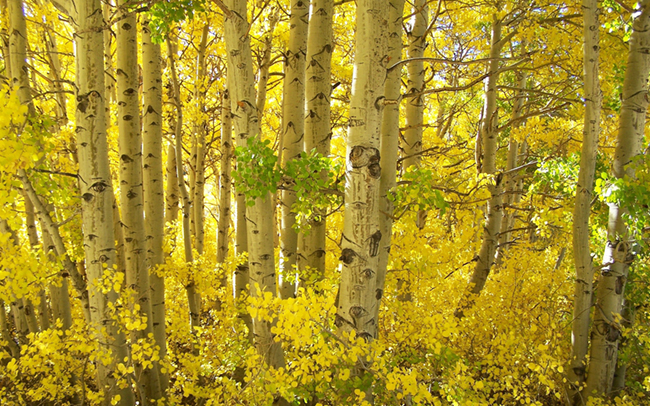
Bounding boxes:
369 230 382 257
361 268 374 279
350 146 380 169
91 181 108 193
340 248 356 265
375 288 383 300
349 305 366 318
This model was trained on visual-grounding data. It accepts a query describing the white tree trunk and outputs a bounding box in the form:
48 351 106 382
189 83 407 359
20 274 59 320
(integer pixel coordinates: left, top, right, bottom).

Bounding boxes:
403 0 427 230
75 0 135 399
279 0 308 299
217 90 233 301
224 0 285 372
336 0 389 341
584 0 650 399
142 15 168 394
567 0 601 400
298 0 334 278
377 0 406 312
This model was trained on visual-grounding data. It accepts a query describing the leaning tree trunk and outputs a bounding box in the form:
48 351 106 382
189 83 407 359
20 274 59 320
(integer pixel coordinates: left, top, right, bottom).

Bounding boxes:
298 0 334 279
377 0 406 316
336 0 389 342
224 0 285 374
279 0 308 299
75 0 135 400
403 0 428 230
584 0 650 399
567 0 601 401
142 13 168 394
455 15 504 318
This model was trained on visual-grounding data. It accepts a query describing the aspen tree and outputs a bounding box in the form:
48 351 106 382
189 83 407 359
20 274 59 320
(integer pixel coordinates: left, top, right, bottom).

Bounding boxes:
40 221 73 331
75 0 135 399
0 299 19 358
495 69 528 266
191 24 209 255
279 0 308 299
103 0 115 127
116 3 162 400
256 10 279 122
567 0 601 399
584 0 650 398
455 14 505 317
224 0 285 370
142 14 168 392
165 143 180 226
404 0 427 230
336 0 388 341
216 90 233 296
377 0 406 312
299 0 334 278
167 36 202 334
22 195 49 331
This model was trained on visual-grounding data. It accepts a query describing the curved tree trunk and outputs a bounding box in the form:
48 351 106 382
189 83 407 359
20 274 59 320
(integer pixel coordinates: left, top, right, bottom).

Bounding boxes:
584 0 650 399
298 0 334 279
279 0 308 299
455 15 505 318
567 0 601 401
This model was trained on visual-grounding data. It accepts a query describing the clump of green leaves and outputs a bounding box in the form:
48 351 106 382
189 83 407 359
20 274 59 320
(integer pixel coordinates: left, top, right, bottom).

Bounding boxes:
233 138 343 230
148 0 205 43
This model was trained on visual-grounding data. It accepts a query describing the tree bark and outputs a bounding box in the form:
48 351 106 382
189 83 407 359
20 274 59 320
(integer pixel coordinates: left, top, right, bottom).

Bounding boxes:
279 0 308 299
584 0 650 399
298 0 334 278
167 36 202 336
256 10 279 123
567 0 601 401
142 13 168 395
75 0 135 400
455 15 505 318
403 0 427 230
224 0 286 375
377 0 406 315
216 90 233 304
336 0 389 342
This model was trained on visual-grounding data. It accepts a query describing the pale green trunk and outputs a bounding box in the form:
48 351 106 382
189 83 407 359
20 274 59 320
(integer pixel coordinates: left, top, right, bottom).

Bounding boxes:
279 0 309 299
337 0 389 342
568 0 601 401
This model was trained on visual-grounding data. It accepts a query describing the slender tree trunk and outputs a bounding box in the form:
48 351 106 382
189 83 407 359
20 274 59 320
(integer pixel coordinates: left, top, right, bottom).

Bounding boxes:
584 0 650 399
75 0 135 400
142 14 168 393
495 69 528 266
217 90 233 300
19 173 90 322
455 15 504 318
192 25 209 256
0 299 20 358
40 218 73 331
167 36 202 336
403 0 427 230
336 0 389 342
377 0 406 315
567 1 601 401
103 0 115 127
43 28 68 125
23 194 50 331
224 0 286 377
256 10 279 123
279 0 308 299
298 0 334 279
165 142 180 227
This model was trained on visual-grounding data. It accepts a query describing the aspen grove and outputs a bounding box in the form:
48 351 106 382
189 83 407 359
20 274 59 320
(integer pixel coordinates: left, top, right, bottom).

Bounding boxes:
2 0 650 405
